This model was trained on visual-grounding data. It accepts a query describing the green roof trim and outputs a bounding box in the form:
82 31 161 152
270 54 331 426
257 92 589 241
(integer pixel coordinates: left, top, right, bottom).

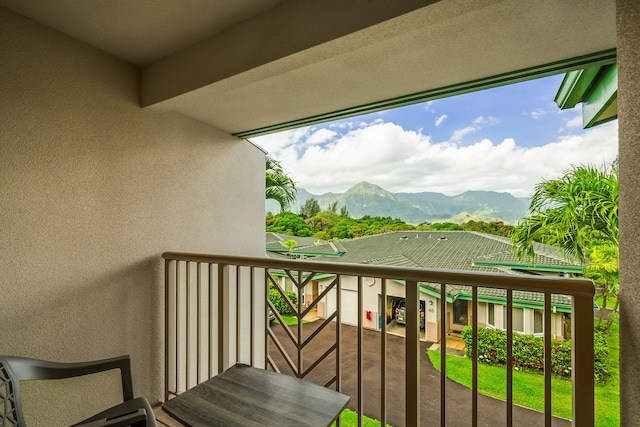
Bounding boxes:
472 260 586 274
554 67 601 109
455 293 572 312
555 63 618 129
266 248 343 257
236 49 616 139
583 65 618 128
393 279 572 311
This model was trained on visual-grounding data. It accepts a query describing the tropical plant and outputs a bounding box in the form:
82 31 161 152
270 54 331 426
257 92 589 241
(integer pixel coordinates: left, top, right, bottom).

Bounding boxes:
511 162 618 261
280 239 298 258
511 161 619 330
300 198 321 219
266 156 297 211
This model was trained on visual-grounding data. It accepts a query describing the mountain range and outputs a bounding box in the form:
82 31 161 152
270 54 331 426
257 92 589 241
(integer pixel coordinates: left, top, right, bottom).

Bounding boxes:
266 181 530 224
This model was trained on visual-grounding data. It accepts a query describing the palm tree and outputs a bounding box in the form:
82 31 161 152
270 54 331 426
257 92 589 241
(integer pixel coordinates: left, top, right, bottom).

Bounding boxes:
266 156 297 211
511 161 618 329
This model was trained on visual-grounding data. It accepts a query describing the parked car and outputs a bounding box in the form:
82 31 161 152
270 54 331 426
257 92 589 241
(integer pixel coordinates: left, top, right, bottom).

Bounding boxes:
395 300 425 328
396 300 406 324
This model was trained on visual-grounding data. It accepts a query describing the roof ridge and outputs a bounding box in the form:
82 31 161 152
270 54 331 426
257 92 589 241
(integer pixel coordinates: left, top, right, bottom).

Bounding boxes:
363 254 405 264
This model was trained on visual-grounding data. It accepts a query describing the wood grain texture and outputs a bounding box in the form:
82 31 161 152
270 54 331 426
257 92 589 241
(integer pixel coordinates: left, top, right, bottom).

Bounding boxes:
162 363 350 427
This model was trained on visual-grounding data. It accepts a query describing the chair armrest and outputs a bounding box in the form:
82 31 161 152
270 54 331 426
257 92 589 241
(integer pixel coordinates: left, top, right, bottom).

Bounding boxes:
71 398 157 427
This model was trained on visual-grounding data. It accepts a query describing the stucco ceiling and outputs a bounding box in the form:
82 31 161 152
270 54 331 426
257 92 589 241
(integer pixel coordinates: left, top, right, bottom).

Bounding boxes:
1 0 617 136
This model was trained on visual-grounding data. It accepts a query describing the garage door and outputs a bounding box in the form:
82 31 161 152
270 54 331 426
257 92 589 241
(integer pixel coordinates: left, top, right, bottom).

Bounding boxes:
326 289 359 326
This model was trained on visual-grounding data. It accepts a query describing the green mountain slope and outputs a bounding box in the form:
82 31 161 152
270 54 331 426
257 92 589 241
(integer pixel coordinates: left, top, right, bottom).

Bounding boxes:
267 182 528 224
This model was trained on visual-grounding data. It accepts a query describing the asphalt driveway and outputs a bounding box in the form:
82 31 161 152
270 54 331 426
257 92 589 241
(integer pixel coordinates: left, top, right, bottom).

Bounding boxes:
269 320 571 427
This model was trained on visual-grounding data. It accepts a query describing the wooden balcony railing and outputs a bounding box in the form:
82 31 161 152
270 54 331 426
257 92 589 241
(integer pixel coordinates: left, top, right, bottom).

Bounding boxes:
162 252 595 426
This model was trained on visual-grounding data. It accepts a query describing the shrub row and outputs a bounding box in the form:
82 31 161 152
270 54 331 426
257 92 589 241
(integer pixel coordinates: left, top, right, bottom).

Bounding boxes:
269 283 298 315
461 326 609 382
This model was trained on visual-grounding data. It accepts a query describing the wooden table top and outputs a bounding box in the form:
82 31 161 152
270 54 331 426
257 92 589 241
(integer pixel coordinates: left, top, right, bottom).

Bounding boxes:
162 363 350 427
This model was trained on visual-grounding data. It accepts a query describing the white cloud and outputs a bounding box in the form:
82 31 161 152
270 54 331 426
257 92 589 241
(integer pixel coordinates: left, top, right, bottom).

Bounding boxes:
531 108 546 120
474 116 500 126
450 126 477 143
425 100 437 112
304 128 337 146
252 120 618 198
435 114 448 127
562 115 583 130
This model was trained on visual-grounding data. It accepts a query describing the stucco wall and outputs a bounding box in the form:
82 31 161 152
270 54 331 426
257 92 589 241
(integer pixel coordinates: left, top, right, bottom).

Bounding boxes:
0 7 265 425
617 0 640 423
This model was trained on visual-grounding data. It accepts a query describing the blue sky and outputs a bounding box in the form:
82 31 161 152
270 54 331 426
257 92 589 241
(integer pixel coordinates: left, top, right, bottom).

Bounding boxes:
251 75 618 198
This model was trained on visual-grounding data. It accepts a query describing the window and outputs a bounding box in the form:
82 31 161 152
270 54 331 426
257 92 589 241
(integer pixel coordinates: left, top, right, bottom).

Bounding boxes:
534 309 543 335
487 303 495 327
512 307 524 333
453 299 468 325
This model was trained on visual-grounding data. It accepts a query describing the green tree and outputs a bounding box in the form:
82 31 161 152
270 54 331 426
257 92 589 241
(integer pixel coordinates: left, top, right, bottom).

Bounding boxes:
266 156 297 211
266 212 312 236
307 211 339 237
328 201 338 213
300 198 321 219
339 205 349 217
586 241 619 329
511 161 619 330
427 222 464 231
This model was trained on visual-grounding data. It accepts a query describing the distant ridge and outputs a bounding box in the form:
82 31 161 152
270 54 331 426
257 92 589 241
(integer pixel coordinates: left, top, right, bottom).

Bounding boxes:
266 181 529 224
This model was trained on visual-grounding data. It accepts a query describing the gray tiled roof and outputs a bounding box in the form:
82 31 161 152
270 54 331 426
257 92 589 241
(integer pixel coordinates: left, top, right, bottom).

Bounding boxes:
310 231 581 307
313 231 580 273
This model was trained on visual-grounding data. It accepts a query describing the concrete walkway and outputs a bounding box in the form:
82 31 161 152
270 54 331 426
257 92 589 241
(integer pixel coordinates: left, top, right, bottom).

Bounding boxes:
270 320 571 427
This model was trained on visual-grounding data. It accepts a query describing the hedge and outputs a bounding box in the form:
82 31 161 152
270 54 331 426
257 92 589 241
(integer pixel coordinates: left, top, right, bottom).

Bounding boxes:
269 283 298 315
461 326 609 383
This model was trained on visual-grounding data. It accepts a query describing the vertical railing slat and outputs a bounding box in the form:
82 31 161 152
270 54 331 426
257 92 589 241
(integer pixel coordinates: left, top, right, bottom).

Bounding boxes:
336 275 342 427
297 270 303 377
406 280 420 426
197 262 202 385
357 276 363 427
506 290 513 427
544 293 552 426
265 268 269 372
208 263 214 379
381 278 387 427
218 264 225 374
236 266 241 365
164 259 170 400
250 266 255 367
572 294 594 426
186 261 191 389
440 283 447 427
472 287 478 427
175 260 181 394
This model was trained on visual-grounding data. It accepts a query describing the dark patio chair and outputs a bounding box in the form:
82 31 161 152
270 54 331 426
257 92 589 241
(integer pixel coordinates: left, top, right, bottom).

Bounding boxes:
0 355 157 427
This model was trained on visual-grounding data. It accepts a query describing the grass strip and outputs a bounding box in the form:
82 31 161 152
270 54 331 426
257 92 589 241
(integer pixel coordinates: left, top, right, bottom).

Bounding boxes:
332 409 393 427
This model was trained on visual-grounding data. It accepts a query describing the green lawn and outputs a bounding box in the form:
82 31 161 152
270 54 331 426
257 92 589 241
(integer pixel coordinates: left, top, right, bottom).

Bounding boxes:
332 409 392 427
274 314 310 325
428 322 620 425
595 321 620 426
